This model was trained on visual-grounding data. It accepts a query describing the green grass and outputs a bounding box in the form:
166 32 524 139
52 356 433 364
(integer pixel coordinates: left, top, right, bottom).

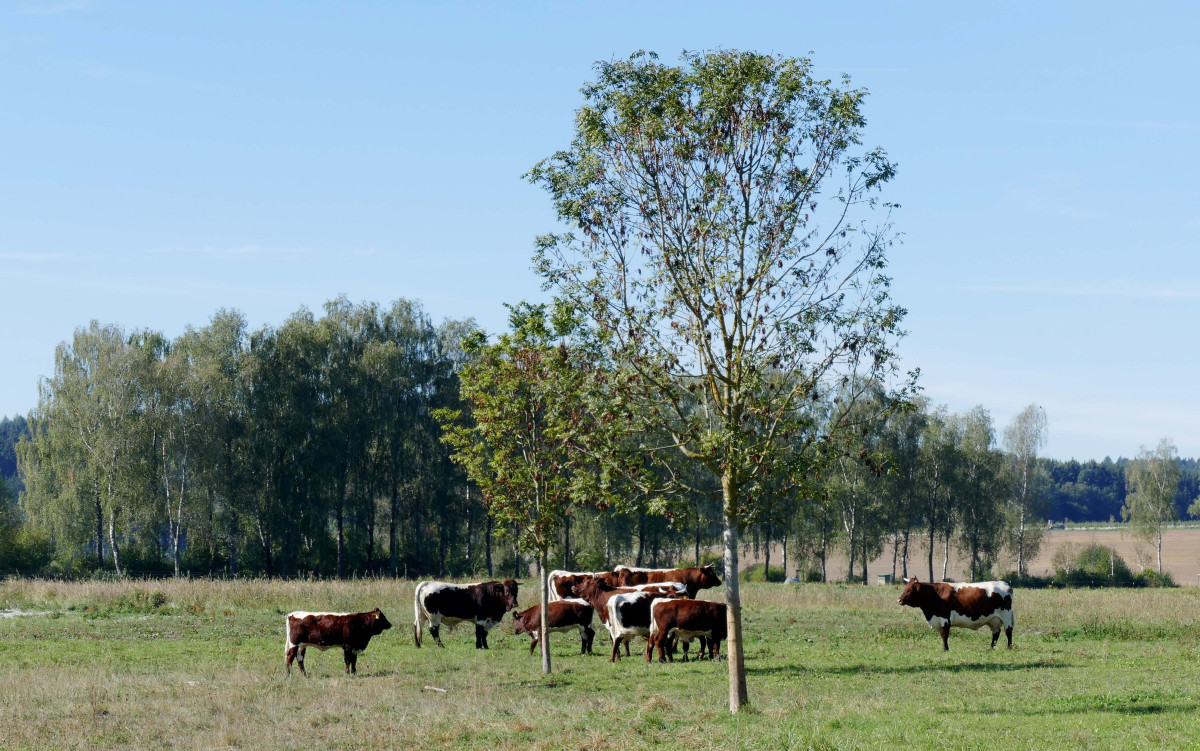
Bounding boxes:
1 579 1200 749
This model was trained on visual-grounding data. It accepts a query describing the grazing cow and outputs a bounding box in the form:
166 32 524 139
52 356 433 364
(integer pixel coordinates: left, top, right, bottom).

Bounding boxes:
511 599 596 655
604 588 684 662
897 578 1014 650
646 599 727 663
413 579 519 649
284 608 392 676
614 564 722 598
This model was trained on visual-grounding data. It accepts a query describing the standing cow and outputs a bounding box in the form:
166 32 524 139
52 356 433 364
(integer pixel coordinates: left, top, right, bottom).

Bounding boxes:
285 608 392 675
413 579 519 649
511 599 595 655
897 578 1014 650
614 564 722 598
646 599 727 663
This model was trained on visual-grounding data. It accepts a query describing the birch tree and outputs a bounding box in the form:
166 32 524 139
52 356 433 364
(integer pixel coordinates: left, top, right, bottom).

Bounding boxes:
1002 403 1048 578
1122 437 1180 575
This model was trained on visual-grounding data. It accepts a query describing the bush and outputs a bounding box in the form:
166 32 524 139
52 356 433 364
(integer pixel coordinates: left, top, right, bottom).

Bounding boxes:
738 563 785 582
1136 569 1176 588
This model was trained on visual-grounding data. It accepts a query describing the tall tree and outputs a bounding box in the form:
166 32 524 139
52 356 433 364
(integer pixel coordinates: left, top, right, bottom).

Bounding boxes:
1122 437 1180 574
528 49 910 710
1002 403 1048 578
953 407 1003 581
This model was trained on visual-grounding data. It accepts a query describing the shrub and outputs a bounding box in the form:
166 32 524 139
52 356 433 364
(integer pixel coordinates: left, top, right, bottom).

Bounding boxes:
738 563 785 582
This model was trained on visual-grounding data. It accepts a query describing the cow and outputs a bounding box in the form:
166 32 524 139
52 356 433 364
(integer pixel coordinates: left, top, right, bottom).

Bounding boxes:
511 599 596 655
645 599 727 663
614 564 722 598
604 588 685 662
284 608 392 676
897 578 1014 651
571 579 683 659
546 570 618 602
413 579 519 649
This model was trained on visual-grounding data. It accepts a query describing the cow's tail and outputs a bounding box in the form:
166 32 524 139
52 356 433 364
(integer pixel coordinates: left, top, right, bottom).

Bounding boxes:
605 595 622 642
648 599 663 640
546 571 561 603
413 583 426 647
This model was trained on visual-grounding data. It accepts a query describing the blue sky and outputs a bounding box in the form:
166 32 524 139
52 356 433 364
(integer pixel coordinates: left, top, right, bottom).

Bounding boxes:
2 1 1198 460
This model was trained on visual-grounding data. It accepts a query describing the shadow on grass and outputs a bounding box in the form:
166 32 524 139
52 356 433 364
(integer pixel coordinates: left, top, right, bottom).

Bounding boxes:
748 660 1068 677
977 700 1191 717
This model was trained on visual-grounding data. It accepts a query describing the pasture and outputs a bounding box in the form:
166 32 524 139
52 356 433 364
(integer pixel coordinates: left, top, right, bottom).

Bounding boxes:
1 578 1199 750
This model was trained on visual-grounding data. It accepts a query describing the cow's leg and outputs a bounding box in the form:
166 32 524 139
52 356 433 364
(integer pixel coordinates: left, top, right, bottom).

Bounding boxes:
680 638 689 663
584 626 594 655
413 622 422 648
645 635 654 663
297 647 307 676
609 635 620 662
1006 625 1013 649
624 638 630 658
940 623 951 651
286 645 298 676
475 623 489 650
697 636 707 658
529 631 538 656
990 627 1000 649
711 639 720 661
431 625 444 648
343 648 354 674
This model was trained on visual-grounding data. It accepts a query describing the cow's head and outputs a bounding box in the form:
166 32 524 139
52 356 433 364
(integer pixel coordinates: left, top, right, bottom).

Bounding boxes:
572 578 610 601
697 564 722 588
511 607 534 635
594 571 621 588
501 579 519 612
372 608 393 631
897 578 923 607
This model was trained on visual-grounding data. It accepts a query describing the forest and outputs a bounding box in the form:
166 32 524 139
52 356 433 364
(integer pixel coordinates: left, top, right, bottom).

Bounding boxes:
2 296 1196 582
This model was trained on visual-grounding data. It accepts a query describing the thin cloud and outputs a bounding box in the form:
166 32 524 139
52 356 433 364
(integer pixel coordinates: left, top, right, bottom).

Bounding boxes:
0 251 75 261
1012 116 1200 132
962 280 1200 300
19 0 89 16
151 246 312 261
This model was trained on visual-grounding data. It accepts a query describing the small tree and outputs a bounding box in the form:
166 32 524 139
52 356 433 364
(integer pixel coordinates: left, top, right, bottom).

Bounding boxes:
1122 438 1180 574
436 302 612 674
529 49 911 710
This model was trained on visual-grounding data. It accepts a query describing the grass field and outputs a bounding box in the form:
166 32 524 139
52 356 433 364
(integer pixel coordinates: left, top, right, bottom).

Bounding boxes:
2 578 1200 750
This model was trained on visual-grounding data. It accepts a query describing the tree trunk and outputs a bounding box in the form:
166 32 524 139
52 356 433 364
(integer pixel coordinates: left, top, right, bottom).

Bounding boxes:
539 548 552 674
941 528 951 581
901 528 910 579
563 515 570 570
720 470 748 710
336 477 347 579
722 475 749 712
485 514 493 578
1015 516 1027 578
107 506 122 577
927 521 936 582
94 493 104 567
782 530 788 580
694 507 702 566
228 510 238 577
1157 529 1163 574
762 522 771 581
635 513 646 567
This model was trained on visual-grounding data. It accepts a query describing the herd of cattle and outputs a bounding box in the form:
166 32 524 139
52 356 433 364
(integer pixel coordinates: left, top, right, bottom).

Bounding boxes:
283 565 1016 675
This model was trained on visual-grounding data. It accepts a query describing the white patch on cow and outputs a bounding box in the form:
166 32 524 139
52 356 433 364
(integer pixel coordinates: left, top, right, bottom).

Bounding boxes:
630 581 686 595
605 590 655 648
546 570 597 603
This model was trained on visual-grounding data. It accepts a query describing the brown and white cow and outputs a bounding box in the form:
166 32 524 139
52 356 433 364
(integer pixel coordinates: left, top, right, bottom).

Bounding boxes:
413 579 519 649
571 579 683 659
645 599 727 663
897 578 1014 650
604 587 686 661
614 564 722 598
546 570 621 602
511 599 595 655
285 608 392 675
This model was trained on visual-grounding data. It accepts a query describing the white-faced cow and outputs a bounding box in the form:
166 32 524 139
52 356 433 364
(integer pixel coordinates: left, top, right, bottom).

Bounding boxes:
614 564 722 598
897 578 1014 650
645 599 727 663
511 599 596 655
413 579 519 649
284 608 392 676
